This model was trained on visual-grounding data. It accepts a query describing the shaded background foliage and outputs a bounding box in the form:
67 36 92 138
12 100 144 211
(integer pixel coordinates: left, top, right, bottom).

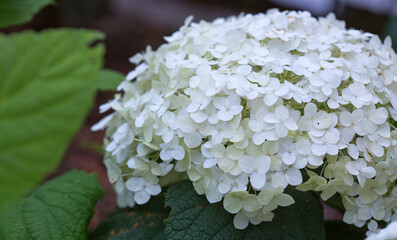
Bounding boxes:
2 0 397 232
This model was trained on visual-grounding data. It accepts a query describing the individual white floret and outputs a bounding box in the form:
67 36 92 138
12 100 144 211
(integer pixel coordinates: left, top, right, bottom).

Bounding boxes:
159 137 185 161
264 105 298 139
346 158 376 187
238 155 271 189
310 70 341 96
125 177 161 204
342 82 373 108
295 138 323 167
271 165 302 188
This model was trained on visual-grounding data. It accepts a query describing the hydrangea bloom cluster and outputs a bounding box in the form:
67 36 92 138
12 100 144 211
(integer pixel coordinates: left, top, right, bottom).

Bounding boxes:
94 9 397 230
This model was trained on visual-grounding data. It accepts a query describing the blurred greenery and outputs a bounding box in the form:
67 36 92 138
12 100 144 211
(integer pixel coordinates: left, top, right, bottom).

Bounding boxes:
0 29 104 212
98 69 125 91
0 0 53 28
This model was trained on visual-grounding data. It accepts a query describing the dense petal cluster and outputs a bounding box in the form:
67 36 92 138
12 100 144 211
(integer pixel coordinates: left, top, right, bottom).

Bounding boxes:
94 9 397 230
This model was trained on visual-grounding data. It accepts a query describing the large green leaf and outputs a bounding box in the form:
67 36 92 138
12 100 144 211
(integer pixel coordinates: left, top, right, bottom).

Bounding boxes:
0 0 53 28
98 69 124 91
0 29 104 212
0 170 104 240
165 181 325 240
88 209 166 240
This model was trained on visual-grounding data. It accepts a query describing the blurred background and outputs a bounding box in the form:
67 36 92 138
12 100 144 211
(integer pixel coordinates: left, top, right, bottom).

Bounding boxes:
3 0 397 229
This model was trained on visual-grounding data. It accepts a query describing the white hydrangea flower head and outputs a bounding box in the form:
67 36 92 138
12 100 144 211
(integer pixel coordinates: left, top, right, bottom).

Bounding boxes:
94 9 397 230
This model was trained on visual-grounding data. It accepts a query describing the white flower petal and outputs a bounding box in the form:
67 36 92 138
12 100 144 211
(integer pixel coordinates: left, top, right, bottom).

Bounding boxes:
250 172 266 189
233 213 249 230
125 177 144 192
286 168 302 186
134 189 151 205
275 193 295 207
203 158 218 168
146 184 161 196
172 145 186 160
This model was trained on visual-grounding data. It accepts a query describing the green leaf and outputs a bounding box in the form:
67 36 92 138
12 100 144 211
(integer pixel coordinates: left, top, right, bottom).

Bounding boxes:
80 141 105 154
322 192 345 213
325 221 366 240
0 170 104 240
88 209 166 240
383 16 397 51
165 181 325 240
133 194 170 216
0 0 54 28
98 69 124 91
0 29 104 212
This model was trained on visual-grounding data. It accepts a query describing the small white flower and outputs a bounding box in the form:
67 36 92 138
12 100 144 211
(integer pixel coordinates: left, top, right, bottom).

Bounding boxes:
126 63 148 81
106 123 134 155
342 82 372 108
262 78 289 106
272 166 302 188
160 137 185 161
295 138 323 167
278 138 297 165
125 177 161 204
264 105 298 138
346 158 376 187
239 155 271 189
310 70 341 96
213 94 243 121
291 55 320 77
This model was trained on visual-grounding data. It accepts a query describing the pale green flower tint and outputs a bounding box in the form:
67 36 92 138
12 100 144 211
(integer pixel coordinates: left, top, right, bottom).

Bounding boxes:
275 193 295 207
258 187 294 207
258 189 274 205
242 194 262 212
224 191 248 213
104 159 121 184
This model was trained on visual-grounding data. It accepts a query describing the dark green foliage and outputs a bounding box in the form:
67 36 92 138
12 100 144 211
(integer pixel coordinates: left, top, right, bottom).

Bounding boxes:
0 170 104 240
164 181 326 240
88 209 166 240
0 0 53 28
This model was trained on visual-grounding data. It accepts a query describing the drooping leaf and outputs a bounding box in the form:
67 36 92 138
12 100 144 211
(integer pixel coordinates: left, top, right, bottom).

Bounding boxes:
0 29 104 212
322 192 345 213
88 209 166 240
0 0 53 28
98 69 125 91
165 181 326 240
0 170 104 240
325 221 366 240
